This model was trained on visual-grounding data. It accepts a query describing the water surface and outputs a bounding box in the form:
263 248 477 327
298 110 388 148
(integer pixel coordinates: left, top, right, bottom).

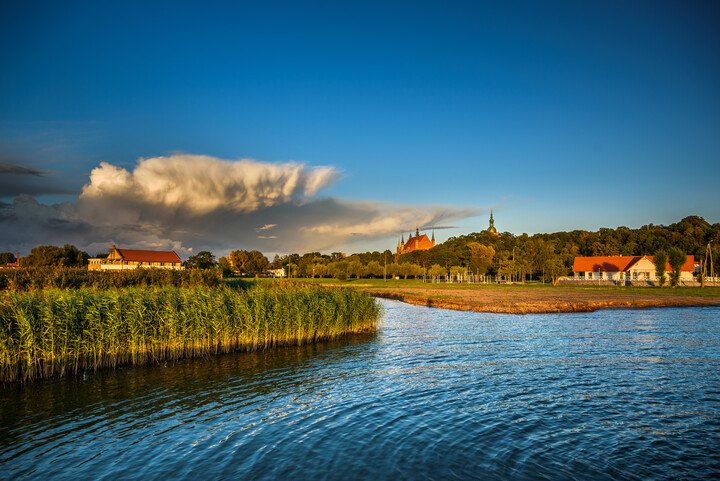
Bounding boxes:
2 300 719 480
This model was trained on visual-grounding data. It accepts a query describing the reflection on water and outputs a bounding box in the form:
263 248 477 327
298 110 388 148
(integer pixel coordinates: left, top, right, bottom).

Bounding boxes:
1 302 719 480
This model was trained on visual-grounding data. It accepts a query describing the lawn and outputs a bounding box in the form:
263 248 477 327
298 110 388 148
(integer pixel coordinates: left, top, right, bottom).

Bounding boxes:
252 278 720 314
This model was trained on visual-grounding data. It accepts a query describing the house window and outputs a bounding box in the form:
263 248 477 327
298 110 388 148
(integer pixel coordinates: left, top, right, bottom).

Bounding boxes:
599 272 603 279
632 272 637 280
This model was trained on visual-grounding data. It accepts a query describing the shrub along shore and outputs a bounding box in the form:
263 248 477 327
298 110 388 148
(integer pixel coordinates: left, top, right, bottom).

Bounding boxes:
0 282 380 382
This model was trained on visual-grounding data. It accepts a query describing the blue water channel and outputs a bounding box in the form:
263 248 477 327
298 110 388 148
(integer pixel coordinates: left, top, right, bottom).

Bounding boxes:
1 300 719 480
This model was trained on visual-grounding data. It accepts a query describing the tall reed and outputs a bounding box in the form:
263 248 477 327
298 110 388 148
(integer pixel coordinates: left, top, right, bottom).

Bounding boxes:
0 267 225 291
0 284 380 382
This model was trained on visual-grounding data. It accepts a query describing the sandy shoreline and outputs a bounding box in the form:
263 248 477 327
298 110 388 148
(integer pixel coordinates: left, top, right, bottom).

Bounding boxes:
363 288 720 314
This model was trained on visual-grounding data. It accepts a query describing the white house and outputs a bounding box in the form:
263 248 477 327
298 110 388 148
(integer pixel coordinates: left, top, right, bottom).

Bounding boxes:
571 255 697 282
88 246 184 270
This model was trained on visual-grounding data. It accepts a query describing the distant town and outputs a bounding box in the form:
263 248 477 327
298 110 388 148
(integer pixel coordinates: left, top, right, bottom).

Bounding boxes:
2 214 718 287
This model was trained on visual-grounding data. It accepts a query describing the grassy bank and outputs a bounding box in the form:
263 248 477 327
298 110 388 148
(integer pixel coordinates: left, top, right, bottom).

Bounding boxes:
294 278 720 314
0 283 380 382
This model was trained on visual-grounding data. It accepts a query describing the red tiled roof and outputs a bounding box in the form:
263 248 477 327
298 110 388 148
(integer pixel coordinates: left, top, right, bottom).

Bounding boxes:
399 234 434 254
572 255 695 272
116 248 181 263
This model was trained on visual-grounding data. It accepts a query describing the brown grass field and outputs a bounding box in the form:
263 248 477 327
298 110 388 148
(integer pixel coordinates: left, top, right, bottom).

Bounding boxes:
291 279 720 314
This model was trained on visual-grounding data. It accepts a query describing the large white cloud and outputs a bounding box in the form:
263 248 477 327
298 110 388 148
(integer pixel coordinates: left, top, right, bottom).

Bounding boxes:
80 155 339 214
1 155 481 257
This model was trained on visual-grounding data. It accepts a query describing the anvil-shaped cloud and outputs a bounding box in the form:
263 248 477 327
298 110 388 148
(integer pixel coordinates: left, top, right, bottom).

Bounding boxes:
0 155 480 257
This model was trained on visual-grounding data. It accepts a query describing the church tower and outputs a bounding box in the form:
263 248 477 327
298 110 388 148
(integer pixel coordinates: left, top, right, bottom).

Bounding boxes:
396 226 435 255
487 210 499 236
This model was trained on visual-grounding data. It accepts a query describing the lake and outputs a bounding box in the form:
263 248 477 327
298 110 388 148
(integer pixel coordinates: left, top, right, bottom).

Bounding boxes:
1 300 719 480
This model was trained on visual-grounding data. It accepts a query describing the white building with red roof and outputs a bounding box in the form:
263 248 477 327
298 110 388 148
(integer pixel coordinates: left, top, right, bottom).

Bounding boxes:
571 255 697 282
88 246 184 270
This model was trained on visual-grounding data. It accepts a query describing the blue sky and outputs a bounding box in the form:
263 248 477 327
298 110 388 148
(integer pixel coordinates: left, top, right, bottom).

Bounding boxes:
1 0 719 257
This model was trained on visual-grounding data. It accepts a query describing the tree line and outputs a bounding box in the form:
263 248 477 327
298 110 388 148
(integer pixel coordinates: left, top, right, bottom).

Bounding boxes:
3 216 718 281
264 216 719 282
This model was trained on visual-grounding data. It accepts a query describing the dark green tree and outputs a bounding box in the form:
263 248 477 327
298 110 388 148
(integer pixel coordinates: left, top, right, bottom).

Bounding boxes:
0 252 16 265
217 256 233 277
20 244 89 267
185 251 217 269
652 250 667 287
667 247 686 288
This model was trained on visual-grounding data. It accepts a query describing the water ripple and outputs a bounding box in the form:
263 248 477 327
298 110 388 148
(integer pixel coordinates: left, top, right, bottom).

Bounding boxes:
1 302 720 480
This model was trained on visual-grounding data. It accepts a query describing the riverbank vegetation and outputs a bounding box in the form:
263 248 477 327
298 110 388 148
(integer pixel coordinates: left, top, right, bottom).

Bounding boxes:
0 282 380 382
304 278 720 314
0 267 223 291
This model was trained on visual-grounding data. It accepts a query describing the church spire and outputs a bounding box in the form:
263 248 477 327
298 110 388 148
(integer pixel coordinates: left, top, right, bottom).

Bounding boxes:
431 230 435 243
416 225 419 237
488 210 498 235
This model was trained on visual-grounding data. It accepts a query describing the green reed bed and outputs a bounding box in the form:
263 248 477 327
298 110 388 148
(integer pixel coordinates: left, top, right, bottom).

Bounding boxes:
0 283 380 382
0 267 224 291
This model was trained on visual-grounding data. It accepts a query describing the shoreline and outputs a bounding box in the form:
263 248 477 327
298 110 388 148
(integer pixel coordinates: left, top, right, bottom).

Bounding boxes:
366 290 720 314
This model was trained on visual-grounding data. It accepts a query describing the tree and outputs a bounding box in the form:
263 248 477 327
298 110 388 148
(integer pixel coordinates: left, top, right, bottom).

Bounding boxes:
0 252 16 265
247 250 270 276
229 250 249 273
20 244 89 267
365 261 383 278
410 264 424 279
653 250 667 288
467 242 495 275
495 251 512 280
546 254 567 286
667 247 686 288
228 250 269 276
331 260 348 279
429 264 445 281
348 260 364 279
310 262 327 278
218 257 233 277
185 251 217 269
399 262 419 279
449 265 465 281
387 263 400 279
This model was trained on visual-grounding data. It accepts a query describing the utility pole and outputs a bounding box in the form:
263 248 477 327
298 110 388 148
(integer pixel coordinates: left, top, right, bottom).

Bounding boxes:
512 247 515 284
384 252 387 282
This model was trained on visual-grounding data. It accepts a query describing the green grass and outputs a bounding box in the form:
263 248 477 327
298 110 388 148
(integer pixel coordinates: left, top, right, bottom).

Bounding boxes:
0 282 380 382
289 277 720 297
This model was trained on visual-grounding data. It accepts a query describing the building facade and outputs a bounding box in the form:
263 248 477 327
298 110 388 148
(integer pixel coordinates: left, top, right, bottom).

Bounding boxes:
88 246 184 270
571 255 697 282
397 227 435 255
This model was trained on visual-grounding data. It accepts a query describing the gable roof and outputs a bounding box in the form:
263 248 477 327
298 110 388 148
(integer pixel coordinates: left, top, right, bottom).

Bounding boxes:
572 255 695 272
398 233 434 254
573 256 639 272
116 248 181 263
